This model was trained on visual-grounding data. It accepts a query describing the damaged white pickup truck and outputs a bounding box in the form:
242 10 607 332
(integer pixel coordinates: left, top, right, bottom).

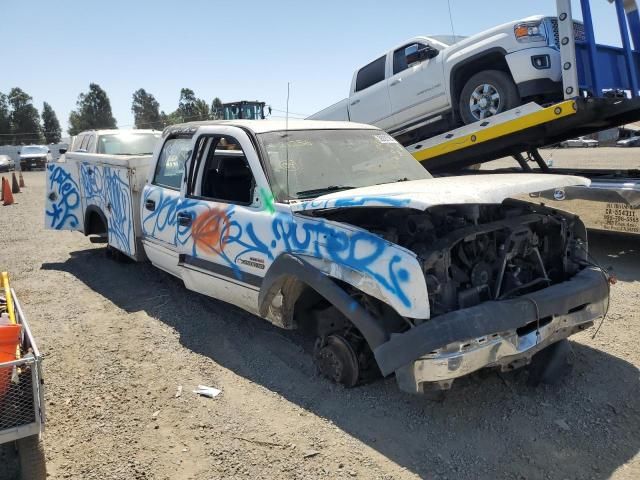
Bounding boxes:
45 120 609 394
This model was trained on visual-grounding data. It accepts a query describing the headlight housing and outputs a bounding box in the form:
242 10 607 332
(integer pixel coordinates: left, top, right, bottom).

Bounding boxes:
514 21 547 43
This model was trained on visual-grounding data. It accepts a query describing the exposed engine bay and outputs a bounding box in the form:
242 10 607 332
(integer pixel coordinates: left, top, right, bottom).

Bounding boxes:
309 200 588 319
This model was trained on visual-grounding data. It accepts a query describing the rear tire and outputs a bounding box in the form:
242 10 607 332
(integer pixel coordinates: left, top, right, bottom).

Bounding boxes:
17 435 47 480
459 70 520 125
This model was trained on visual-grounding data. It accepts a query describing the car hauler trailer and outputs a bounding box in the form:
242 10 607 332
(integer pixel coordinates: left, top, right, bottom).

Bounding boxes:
402 0 640 236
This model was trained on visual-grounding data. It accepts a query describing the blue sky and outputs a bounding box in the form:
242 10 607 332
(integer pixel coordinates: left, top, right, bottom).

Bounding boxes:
0 0 623 134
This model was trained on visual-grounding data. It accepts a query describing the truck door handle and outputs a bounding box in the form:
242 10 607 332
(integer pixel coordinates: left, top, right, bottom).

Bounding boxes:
350 99 360 106
390 79 402 86
177 212 192 227
145 199 156 211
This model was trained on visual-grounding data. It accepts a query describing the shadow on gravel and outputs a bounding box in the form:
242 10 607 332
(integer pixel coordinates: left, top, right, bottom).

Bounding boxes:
43 245 640 480
589 231 640 282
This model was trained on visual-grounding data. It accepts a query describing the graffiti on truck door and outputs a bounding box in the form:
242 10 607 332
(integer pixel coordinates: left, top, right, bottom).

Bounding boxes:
175 200 414 309
46 164 81 229
79 163 134 256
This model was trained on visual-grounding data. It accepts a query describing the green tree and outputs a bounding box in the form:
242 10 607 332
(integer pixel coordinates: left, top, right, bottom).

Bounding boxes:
68 83 117 135
41 102 62 143
0 93 11 146
193 98 210 120
211 97 223 119
8 87 42 144
131 88 162 129
177 88 197 120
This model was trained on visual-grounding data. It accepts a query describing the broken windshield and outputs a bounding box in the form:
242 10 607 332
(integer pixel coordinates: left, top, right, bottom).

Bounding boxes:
257 129 432 201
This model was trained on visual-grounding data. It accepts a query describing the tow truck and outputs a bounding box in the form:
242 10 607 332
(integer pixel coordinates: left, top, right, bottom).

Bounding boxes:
411 0 640 236
317 0 640 236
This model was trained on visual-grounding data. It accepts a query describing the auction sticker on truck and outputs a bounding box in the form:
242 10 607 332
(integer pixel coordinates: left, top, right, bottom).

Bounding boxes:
520 186 640 235
602 202 640 234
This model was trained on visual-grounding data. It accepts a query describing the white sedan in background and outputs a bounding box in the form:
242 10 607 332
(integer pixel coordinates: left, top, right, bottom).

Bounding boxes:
560 136 599 148
0 154 16 172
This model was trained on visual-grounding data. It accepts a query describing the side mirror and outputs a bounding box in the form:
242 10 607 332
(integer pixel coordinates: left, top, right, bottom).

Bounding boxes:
17 151 20 155
418 46 439 60
47 149 51 153
59 148 67 154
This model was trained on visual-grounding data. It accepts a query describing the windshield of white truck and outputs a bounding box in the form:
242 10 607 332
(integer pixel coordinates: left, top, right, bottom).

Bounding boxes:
97 133 160 155
21 146 48 155
257 129 432 200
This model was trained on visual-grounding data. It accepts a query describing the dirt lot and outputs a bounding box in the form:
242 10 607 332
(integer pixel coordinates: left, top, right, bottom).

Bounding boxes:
480 146 640 170
0 170 639 480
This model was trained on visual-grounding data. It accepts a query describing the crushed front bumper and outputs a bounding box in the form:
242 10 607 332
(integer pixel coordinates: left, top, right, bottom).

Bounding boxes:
373 267 608 394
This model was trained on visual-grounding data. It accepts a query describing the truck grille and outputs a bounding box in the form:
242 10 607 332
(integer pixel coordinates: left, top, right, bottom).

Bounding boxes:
549 18 586 47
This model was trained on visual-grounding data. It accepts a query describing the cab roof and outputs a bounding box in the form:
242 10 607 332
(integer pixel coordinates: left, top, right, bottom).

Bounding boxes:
163 119 378 137
75 128 160 136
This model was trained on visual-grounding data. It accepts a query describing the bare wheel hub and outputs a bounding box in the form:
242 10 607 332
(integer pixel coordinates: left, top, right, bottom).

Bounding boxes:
314 335 360 387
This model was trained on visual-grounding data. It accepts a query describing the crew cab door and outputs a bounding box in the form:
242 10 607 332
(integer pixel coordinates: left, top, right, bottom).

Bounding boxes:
388 42 448 129
140 133 193 276
348 55 393 129
174 126 274 314
45 161 84 231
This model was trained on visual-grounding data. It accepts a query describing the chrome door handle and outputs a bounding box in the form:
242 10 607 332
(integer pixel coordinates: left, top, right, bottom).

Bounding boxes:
350 99 360 106
390 79 402 86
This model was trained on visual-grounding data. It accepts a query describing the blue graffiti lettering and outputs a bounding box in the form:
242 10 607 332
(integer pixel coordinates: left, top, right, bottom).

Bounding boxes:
46 164 80 230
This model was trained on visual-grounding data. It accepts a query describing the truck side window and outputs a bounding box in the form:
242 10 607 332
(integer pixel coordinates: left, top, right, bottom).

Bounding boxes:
153 137 191 190
79 135 91 152
393 43 427 74
196 135 254 205
86 135 95 153
73 135 85 152
355 56 386 92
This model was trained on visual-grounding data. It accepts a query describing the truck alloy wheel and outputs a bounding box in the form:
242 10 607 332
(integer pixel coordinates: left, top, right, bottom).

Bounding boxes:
314 335 360 387
459 70 519 124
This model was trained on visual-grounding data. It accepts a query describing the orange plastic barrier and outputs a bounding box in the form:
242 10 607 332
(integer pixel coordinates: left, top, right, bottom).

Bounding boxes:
0 324 21 398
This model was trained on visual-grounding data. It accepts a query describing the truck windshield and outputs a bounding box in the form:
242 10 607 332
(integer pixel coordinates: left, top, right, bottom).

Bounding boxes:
21 146 48 155
97 133 160 155
257 129 432 200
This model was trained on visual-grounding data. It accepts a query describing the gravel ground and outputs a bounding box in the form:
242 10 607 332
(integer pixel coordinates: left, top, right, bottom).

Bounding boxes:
0 170 639 480
480 146 640 171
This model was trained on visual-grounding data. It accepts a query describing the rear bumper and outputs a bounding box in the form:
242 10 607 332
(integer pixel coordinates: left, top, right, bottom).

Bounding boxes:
373 267 608 393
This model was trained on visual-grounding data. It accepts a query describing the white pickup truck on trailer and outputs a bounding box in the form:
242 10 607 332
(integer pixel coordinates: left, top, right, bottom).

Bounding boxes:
310 1 640 237
45 120 608 394
309 15 579 142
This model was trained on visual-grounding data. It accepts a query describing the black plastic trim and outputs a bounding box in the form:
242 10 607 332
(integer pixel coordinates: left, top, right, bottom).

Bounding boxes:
180 254 262 288
258 253 389 348
517 78 562 98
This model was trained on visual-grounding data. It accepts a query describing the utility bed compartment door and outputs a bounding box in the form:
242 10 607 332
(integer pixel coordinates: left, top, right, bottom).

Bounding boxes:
78 162 137 257
45 162 84 231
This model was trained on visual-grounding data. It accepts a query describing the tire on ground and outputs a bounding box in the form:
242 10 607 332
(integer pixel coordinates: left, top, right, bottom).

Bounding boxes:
458 69 520 125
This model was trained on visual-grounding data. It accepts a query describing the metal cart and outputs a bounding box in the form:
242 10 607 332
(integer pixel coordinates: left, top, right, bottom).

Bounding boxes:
0 287 46 480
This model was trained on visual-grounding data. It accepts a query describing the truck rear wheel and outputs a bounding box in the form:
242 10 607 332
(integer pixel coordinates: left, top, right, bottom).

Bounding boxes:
459 70 519 124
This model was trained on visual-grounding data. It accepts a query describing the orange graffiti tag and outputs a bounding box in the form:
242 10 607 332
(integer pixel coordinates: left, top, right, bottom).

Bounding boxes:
191 208 230 255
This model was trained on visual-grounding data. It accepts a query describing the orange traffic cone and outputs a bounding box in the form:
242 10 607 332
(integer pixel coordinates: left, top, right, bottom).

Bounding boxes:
2 178 14 206
18 172 24 188
11 173 20 194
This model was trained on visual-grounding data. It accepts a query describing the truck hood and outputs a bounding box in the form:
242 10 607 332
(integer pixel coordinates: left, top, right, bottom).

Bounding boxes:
291 173 590 212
